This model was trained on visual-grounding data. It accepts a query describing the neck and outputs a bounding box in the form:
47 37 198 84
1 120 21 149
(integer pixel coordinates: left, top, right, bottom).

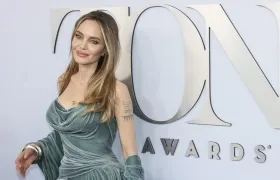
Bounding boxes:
76 62 98 84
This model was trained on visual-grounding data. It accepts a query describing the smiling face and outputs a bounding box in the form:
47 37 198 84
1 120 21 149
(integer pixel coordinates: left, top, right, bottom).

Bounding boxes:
59 10 121 123
71 19 106 65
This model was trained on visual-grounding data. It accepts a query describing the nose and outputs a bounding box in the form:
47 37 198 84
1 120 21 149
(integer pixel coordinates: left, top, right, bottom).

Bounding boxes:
80 40 88 50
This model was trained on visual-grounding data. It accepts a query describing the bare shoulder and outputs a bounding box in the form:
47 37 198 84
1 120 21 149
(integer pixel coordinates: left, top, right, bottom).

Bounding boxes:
116 80 130 100
58 73 66 91
116 80 128 93
58 73 66 82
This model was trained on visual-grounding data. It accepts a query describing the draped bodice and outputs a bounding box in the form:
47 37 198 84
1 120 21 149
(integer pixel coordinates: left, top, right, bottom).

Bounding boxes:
47 99 118 151
45 99 124 179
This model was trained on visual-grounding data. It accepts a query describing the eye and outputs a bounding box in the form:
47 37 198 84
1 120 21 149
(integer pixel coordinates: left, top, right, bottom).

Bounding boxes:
91 40 98 44
75 34 82 39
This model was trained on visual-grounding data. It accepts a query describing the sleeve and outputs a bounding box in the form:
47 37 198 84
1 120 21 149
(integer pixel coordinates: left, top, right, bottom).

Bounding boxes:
123 155 145 180
36 130 64 180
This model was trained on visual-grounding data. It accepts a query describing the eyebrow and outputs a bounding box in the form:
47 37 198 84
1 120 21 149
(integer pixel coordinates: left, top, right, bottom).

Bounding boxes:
76 30 101 41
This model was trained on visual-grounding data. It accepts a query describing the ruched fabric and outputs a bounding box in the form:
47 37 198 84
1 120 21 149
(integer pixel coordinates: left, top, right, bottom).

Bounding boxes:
36 99 144 180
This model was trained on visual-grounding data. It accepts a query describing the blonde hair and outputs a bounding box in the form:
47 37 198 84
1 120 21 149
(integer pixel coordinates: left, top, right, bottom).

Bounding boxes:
58 10 120 123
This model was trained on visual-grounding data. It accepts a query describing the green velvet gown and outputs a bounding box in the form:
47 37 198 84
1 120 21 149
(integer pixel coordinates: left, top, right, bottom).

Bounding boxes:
35 99 144 180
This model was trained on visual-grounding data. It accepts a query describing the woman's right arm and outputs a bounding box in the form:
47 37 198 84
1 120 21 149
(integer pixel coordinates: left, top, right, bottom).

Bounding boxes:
16 130 64 179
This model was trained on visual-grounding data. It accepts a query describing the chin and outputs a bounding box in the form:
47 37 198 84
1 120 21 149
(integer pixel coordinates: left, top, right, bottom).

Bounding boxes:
74 60 92 65
73 56 90 65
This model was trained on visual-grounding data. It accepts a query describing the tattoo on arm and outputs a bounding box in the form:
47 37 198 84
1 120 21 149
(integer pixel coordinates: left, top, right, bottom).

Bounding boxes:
123 100 133 114
123 115 133 121
122 100 133 121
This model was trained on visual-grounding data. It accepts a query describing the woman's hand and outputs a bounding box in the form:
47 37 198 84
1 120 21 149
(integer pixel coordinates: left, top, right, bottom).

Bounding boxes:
15 148 37 177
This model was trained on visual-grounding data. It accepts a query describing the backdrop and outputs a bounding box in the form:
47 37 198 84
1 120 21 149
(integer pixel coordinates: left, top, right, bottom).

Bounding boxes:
1 0 280 180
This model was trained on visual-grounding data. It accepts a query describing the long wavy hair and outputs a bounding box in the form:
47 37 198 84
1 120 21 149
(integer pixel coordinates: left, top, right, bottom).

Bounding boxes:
58 10 120 123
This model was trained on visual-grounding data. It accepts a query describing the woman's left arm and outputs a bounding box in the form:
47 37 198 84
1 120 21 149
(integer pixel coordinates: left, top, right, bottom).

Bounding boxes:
115 81 144 179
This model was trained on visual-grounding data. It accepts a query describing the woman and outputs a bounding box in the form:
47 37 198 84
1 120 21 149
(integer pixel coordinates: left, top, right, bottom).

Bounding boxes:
15 10 144 180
